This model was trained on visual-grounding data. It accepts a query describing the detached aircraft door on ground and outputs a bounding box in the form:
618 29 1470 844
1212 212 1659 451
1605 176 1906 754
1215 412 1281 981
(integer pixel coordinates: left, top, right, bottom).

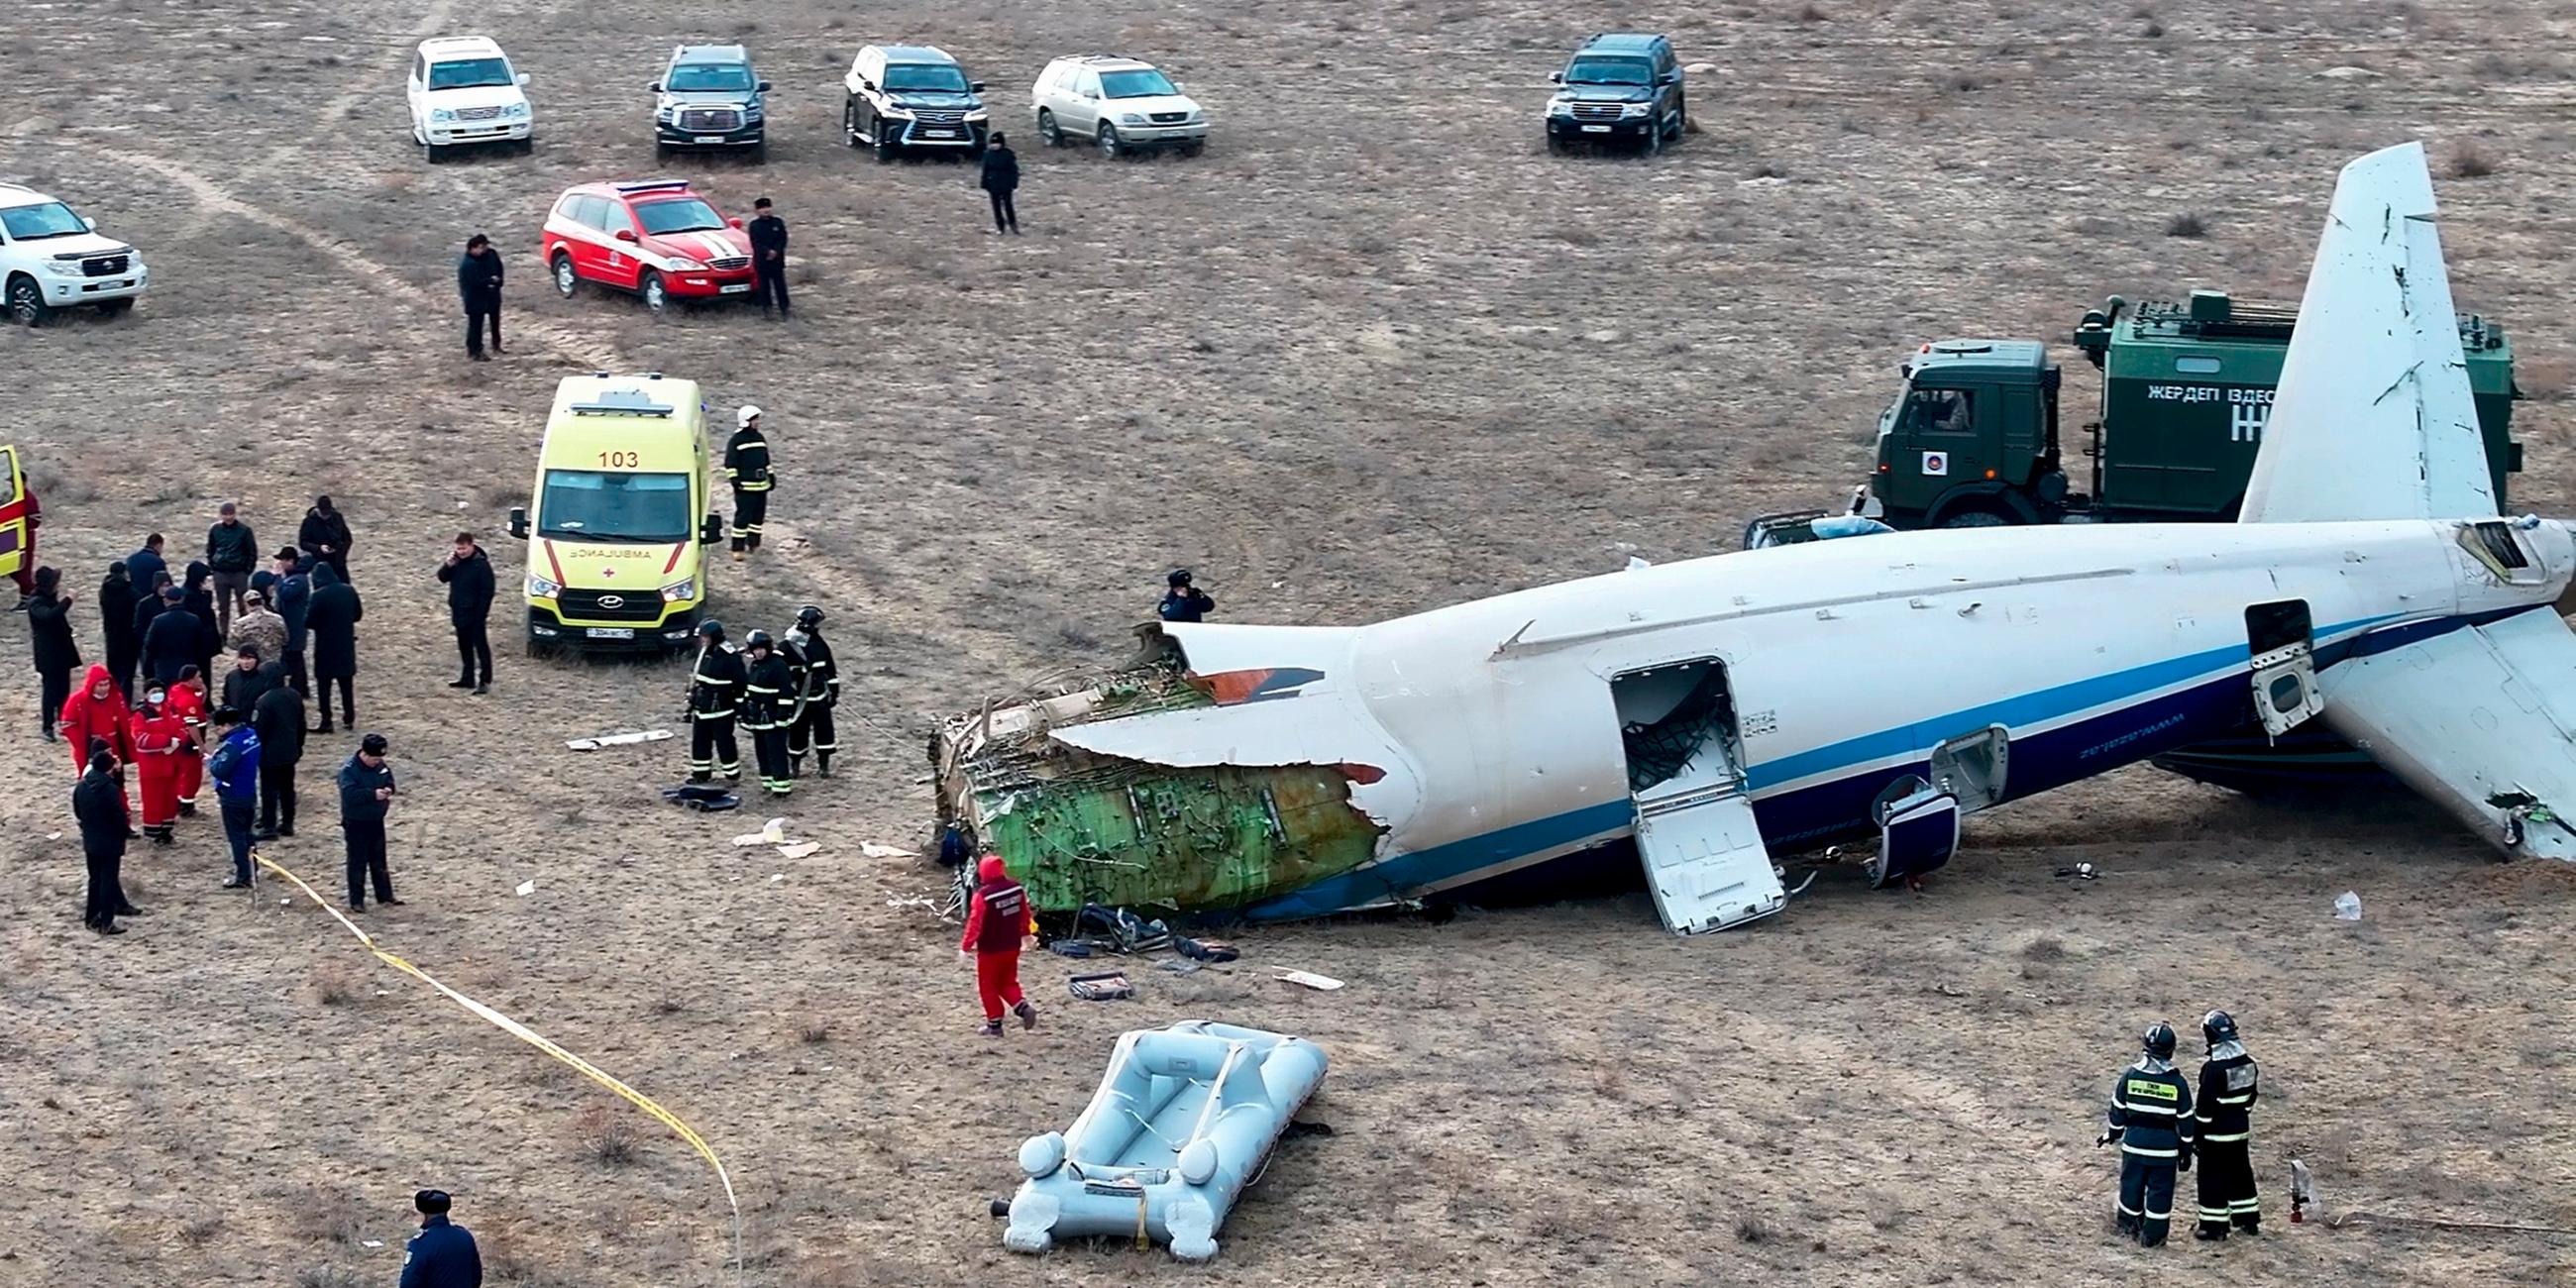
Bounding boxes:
1615 659 1786 934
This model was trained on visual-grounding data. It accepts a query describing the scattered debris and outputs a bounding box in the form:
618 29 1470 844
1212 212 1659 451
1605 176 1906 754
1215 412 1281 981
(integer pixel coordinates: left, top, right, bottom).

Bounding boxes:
777 841 821 861
2053 862 2100 881
567 728 673 751
45 832 60 841
769 873 785 883
2319 65 2381 80
732 818 790 847
1625 555 1653 572
1276 970 1343 992
2333 891 2363 921
663 784 739 812
1068 971 1134 1001
361 1240 383 1249
514 880 537 897
1173 935 1239 964
859 841 915 859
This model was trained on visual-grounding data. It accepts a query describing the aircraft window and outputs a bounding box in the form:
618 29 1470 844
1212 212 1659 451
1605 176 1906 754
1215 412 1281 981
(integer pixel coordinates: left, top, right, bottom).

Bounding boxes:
2267 675 2306 711
1907 387 1975 436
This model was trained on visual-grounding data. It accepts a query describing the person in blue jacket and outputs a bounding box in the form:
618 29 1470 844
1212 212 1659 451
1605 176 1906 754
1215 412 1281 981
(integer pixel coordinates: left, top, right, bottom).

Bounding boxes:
205 705 262 890
339 732 402 912
400 1189 483 1288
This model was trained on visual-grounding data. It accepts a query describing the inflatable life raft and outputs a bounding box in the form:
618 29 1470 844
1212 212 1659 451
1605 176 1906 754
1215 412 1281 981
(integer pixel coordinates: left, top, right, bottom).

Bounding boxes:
1004 1020 1327 1260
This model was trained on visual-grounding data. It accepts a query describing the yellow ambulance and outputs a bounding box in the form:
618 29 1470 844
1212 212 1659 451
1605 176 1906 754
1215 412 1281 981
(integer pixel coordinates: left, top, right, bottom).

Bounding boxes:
506 374 720 653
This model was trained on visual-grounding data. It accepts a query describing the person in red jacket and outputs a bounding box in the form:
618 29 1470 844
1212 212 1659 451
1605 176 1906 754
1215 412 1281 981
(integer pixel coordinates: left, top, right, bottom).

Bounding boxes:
958 854 1039 1037
130 686 189 844
56 664 134 777
167 666 208 813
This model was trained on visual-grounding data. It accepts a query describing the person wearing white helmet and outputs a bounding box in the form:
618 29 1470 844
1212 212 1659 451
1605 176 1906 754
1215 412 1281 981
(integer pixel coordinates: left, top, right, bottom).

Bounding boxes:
723 404 775 561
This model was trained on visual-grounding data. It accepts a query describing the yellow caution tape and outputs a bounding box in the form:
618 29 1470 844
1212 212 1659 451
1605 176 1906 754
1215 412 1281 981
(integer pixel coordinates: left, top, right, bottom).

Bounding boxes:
254 852 743 1280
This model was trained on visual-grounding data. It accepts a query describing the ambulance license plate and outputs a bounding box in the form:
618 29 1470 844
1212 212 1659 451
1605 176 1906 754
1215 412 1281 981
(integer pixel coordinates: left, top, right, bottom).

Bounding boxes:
718 283 751 293
693 135 723 144
587 627 635 640
1580 125 1610 134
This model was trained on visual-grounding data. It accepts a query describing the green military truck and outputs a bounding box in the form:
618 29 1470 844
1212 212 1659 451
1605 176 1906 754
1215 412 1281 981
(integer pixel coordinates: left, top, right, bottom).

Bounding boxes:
1862 290 2522 528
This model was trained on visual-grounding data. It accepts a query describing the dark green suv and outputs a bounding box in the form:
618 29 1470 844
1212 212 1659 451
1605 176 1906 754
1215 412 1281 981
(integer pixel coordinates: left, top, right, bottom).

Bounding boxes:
1546 33 1686 154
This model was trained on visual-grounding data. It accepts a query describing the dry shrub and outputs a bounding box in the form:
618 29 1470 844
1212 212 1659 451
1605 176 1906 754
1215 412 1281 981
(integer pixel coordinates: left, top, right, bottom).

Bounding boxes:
294 1267 364 1288
291 1188 366 1245
1798 3 1827 20
796 1016 833 1045
2164 212 2208 239
310 963 360 1007
2447 140 2498 178
2019 933 2068 961
572 1102 638 1168
1736 1212 1774 1243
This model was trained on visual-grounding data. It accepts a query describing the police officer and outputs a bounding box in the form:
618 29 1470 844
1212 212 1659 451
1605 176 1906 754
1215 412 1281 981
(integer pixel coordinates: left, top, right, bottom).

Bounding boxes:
2193 1010 2262 1238
1158 569 1214 623
782 603 838 778
2098 1020 2196 1246
723 405 774 560
741 629 796 797
400 1188 483 1288
685 619 744 785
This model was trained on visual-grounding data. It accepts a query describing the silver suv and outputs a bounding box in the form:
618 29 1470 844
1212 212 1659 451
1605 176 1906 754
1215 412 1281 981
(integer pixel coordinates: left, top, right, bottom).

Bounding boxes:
652 44 770 161
1031 55 1207 158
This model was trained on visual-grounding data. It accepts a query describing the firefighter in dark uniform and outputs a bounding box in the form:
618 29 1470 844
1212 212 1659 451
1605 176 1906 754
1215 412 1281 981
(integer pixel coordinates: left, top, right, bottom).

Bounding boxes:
685 619 744 784
782 603 838 779
724 405 774 560
2193 1010 2261 1238
741 629 796 797
2098 1020 2196 1246
1157 569 1214 623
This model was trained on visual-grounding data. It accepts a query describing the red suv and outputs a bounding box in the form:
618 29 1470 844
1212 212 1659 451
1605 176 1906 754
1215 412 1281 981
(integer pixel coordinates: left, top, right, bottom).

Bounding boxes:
541 180 755 313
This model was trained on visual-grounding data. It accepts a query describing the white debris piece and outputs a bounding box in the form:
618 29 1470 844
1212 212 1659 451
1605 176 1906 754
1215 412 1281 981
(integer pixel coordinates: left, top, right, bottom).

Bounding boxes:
515 880 538 897
2333 891 2362 921
777 841 820 860
1625 556 1653 572
769 873 786 883
362 1240 383 1249
566 729 674 751
859 842 916 859
1276 970 1344 992
46 832 60 840
732 817 789 847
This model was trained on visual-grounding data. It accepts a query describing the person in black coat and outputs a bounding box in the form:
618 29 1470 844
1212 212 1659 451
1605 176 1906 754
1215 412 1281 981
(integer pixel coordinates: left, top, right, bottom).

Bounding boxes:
304 563 363 732
73 746 138 934
978 132 1021 234
141 585 197 688
99 561 142 700
220 646 273 714
261 547 313 696
252 663 305 840
179 560 222 684
435 532 496 694
27 567 78 738
458 234 505 361
124 534 167 599
399 1189 480 1288
747 196 790 317
299 496 355 586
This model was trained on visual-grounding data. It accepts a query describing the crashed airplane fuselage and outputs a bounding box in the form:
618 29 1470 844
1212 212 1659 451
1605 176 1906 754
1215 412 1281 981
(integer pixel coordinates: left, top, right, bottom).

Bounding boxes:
936 142 2576 932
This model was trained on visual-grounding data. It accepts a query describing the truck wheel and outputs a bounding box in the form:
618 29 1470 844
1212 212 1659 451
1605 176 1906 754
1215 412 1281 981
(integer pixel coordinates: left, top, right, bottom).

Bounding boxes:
552 252 581 298
640 270 668 314
1037 109 1063 148
1179 139 1206 159
1938 507 2010 529
844 102 862 147
1547 134 1569 156
6 275 50 327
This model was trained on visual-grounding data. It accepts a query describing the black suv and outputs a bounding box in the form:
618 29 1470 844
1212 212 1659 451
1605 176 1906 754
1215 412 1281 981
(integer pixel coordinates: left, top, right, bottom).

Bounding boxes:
1546 33 1686 154
652 44 770 161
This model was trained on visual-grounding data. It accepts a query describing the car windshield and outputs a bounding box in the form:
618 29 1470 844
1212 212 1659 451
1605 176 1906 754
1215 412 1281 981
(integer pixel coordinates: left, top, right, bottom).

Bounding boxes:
635 198 726 235
428 56 513 90
1099 67 1179 98
1564 56 1654 85
539 470 693 542
0 202 85 241
884 62 969 92
667 62 754 93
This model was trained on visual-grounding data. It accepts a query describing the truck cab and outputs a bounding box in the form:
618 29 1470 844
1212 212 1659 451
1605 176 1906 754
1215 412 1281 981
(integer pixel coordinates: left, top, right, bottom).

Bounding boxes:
507 374 723 654
1867 340 2061 528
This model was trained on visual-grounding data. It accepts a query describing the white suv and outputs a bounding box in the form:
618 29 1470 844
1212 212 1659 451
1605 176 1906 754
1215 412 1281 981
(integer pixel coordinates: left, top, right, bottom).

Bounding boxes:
1031 55 1208 159
407 36 533 161
0 184 148 326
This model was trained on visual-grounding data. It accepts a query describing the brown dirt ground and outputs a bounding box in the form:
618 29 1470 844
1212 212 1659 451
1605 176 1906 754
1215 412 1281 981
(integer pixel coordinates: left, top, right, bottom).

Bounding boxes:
6 0 2576 1284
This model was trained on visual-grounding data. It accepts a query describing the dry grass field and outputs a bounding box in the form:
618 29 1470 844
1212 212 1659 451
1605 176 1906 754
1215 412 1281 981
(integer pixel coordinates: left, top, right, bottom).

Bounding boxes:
6 0 2576 1284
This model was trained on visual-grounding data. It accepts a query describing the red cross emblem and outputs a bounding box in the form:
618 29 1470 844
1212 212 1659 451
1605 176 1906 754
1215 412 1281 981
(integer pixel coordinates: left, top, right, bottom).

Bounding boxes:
599 568 616 579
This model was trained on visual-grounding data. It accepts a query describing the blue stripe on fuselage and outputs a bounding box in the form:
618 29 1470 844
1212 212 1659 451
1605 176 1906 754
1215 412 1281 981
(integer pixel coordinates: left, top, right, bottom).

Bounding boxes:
1244 610 2448 920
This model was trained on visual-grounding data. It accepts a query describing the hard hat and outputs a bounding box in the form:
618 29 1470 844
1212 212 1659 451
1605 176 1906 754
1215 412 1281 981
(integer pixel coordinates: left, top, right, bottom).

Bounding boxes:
2201 1010 2239 1046
745 628 774 650
2141 1020 2177 1060
737 404 763 428
698 619 726 639
796 604 824 627
1166 568 1193 588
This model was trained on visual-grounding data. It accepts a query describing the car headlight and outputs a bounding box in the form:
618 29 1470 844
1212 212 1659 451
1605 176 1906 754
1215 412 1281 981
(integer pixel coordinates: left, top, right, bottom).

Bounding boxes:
1119 113 1145 126
657 105 676 122
666 257 707 271
744 103 763 120
965 108 988 122
1620 102 1651 118
660 579 697 603
431 108 458 123
42 260 80 276
507 102 529 119
527 573 562 598
1548 100 1574 117
880 105 913 119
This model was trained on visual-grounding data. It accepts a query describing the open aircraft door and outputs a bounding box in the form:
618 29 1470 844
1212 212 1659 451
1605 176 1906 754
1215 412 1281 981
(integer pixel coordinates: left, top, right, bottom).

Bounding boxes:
2246 599 2324 739
0 446 30 590
1614 658 1785 934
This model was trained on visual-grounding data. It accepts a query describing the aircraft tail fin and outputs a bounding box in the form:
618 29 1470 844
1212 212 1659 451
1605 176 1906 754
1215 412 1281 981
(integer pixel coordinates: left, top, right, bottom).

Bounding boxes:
2239 141 2496 524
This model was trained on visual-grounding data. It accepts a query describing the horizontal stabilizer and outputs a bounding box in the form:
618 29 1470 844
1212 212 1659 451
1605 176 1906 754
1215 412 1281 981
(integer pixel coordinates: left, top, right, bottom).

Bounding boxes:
2240 141 2495 524
2319 609 2576 859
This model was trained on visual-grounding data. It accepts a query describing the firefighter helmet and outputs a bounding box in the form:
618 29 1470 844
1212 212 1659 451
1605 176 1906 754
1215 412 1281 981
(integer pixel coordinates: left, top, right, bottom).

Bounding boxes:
745 629 774 650
796 604 824 627
698 619 725 640
2141 1020 2178 1060
2201 1010 2238 1047
737 404 763 428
